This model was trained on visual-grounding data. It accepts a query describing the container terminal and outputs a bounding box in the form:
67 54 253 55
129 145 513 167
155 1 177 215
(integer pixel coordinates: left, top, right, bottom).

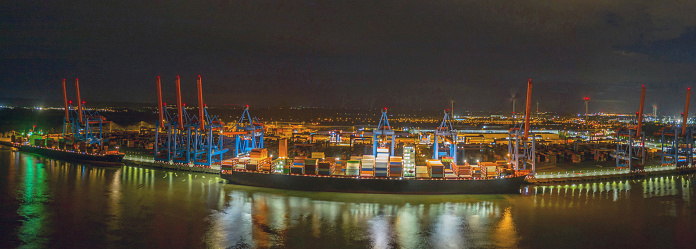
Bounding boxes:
2 78 696 192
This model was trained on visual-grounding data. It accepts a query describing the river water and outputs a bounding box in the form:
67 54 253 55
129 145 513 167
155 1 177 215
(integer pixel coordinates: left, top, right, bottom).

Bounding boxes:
1 145 695 248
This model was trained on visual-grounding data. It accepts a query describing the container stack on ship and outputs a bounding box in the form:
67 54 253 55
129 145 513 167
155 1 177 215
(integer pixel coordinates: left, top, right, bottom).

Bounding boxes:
375 148 389 177
361 155 374 176
388 156 403 177
346 157 361 176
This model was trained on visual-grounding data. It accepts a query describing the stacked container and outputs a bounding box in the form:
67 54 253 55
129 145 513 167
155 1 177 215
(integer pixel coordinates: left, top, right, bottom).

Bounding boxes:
416 166 430 178
249 148 271 171
479 162 498 178
361 155 375 176
375 148 390 177
388 156 403 177
403 146 416 177
304 158 318 175
471 164 482 178
318 161 334 176
453 162 471 177
346 160 361 176
236 157 250 170
291 156 306 174
428 160 445 178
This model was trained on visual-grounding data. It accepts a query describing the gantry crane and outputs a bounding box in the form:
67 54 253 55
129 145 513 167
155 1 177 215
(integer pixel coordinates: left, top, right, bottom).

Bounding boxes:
373 108 396 156
190 76 228 166
227 105 264 157
433 109 457 160
508 79 536 174
612 85 648 170
153 76 227 166
659 87 694 167
62 78 110 147
154 76 195 163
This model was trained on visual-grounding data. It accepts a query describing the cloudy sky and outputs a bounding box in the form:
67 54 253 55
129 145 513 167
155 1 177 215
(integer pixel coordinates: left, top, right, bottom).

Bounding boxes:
3 0 696 114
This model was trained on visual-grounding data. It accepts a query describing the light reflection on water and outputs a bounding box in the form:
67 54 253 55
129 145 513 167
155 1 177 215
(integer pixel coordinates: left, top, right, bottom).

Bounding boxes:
2 147 696 248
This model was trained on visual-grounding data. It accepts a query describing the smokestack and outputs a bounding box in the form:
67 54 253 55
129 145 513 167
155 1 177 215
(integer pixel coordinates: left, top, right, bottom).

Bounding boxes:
75 78 82 124
636 85 645 137
524 79 532 139
682 87 691 136
62 79 69 122
156 76 164 129
176 76 184 130
197 75 205 131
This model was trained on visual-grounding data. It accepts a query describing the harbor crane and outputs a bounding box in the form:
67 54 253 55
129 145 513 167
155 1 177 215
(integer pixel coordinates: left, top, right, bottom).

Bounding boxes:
433 109 457 161
659 87 694 167
227 105 264 157
62 78 110 147
154 76 227 166
373 108 396 156
508 79 536 174
612 85 647 170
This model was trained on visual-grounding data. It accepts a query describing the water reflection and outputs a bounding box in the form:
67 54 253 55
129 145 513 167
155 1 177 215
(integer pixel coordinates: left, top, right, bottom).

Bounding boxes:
207 188 513 248
17 154 49 248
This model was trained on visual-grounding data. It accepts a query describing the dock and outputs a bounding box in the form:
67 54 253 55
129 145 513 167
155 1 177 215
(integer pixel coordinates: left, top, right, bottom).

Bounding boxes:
526 165 696 185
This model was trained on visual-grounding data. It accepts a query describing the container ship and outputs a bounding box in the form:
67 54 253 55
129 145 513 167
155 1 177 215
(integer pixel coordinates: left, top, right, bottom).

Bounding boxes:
220 148 529 195
6 135 125 166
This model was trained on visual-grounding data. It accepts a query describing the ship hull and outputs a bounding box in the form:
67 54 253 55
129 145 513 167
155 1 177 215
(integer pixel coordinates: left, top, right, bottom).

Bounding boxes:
222 171 527 194
17 145 125 166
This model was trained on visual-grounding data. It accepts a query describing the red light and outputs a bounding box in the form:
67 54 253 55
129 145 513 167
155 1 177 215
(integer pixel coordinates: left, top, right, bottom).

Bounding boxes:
163 102 166 106
204 104 207 107
584 97 589 101
82 101 85 104
183 103 186 106
69 100 72 104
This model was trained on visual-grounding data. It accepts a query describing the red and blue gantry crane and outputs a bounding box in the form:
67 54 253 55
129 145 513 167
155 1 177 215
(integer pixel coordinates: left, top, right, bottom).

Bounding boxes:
62 78 110 147
154 76 227 166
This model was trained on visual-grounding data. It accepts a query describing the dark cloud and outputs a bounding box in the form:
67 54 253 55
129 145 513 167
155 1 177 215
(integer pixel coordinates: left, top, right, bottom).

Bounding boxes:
2 0 696 114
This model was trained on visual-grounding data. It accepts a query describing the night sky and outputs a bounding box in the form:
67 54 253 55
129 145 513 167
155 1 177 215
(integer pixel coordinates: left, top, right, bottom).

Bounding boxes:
3 1 696 114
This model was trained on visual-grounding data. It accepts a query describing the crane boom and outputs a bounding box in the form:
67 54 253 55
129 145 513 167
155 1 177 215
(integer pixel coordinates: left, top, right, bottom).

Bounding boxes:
197 75 205 131
524 79 532 139
75 78 83 124
176 76 184 130
62 79 69 122
682 87 691 136
636 85 645 137
156 76 164 129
